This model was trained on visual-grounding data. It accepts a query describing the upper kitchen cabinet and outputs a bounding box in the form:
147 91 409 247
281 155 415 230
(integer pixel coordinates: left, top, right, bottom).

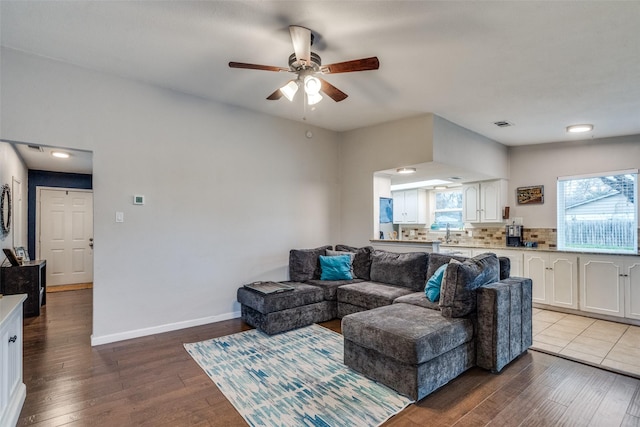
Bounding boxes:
462 180 507 223
392 189 427 224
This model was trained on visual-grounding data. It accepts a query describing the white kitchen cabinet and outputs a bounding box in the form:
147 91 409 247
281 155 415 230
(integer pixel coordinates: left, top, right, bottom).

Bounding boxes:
525 252 578 309
472 248 524 277
392 189 427 224
0 294 27 427
462 180 507 223
580 255 640 320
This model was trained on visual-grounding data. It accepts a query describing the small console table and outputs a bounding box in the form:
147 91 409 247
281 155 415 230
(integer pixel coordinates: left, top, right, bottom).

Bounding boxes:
1 260 47 317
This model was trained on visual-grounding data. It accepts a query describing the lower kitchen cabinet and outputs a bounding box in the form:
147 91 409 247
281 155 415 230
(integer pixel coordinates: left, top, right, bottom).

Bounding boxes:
525 252 578 309
0 294 27 427
472 248 523 277
580 255 640 320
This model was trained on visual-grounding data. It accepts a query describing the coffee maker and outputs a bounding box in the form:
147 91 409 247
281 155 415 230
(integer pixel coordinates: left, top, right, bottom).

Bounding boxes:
506 224 523 247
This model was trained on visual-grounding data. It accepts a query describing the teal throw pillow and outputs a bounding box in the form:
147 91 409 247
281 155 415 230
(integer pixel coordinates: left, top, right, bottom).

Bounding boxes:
425 263 447 302
320 254 353 281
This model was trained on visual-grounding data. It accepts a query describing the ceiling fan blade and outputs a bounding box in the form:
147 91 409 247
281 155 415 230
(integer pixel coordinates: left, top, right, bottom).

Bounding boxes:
319 78 348 102
321 57 380 74
229 62 289 72
289 26 311 66
266 88 283 100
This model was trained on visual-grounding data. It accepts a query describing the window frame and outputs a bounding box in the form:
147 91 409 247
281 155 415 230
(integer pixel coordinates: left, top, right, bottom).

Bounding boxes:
433 188 464 231
557 169 638 254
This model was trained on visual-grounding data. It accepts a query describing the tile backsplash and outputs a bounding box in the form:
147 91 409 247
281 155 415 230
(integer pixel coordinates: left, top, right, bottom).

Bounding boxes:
401 226 640 251
401 226 558 250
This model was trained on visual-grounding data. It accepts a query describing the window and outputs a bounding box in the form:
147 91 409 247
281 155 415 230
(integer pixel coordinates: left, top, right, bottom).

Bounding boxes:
433 189 463 230
557 170 638 254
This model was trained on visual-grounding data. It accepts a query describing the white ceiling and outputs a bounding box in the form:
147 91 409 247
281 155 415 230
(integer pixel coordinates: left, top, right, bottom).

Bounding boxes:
2 1 640 175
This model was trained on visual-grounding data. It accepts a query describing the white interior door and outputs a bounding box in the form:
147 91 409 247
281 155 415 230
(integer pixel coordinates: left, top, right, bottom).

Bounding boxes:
38 189 94 286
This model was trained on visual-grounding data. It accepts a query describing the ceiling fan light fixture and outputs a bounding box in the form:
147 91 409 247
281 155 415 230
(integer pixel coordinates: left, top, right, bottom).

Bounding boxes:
566 124 593 133
307 92 323 105
303 75 321 95
280 81 299 102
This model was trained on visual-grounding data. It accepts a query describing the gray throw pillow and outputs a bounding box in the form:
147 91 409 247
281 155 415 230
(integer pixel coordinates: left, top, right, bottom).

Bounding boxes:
439 252 500 318
289 245 332 281
335 244 373 280
369 250 428 291
326 249 356 275
426 252 468 279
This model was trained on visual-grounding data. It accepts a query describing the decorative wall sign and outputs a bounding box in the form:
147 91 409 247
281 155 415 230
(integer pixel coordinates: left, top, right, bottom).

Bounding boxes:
517 185 544 204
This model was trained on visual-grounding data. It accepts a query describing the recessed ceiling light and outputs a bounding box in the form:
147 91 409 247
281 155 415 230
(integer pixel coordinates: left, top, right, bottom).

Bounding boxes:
396 167 417 174
566 124 593 133
51 151 70 159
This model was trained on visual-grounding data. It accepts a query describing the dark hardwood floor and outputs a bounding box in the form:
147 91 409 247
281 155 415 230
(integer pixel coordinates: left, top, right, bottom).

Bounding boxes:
18 289 640 426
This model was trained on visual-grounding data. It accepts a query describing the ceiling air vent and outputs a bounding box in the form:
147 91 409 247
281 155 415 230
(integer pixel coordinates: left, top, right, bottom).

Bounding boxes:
27 145 44 152
493 121 513 128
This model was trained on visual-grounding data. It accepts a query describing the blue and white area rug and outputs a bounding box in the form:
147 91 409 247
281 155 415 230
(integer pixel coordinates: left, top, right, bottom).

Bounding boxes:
184 324 413 427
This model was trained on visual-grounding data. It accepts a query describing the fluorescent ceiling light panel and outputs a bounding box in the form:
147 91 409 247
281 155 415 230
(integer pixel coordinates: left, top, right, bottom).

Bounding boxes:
391 179 452 191
396 167 417 174
51 151 70 159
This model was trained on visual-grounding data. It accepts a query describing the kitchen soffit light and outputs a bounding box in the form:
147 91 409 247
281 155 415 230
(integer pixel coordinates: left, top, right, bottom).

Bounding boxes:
396 167 417 174
51 151 70 159
566 124 594 133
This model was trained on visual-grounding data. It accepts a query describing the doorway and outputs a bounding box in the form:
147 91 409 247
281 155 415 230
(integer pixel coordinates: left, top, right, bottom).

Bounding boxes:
36 188 94 287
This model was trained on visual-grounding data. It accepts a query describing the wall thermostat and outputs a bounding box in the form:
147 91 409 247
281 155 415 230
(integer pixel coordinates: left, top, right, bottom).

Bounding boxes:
133 195 145 205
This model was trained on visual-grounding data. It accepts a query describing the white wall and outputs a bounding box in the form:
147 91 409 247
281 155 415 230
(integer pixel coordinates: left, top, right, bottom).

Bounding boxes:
509 135 640 227
0 141 28 251
1 48 341 344
433 115 509 180
339 114 435 246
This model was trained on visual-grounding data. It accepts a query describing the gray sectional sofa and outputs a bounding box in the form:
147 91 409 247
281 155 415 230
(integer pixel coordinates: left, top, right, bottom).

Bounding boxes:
237 244 532 401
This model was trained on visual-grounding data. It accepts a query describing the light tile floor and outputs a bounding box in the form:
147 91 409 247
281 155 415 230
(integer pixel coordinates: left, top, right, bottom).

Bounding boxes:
532 308 640 378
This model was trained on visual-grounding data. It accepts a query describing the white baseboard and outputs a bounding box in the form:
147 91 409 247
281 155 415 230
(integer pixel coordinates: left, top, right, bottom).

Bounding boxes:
90 310 241 346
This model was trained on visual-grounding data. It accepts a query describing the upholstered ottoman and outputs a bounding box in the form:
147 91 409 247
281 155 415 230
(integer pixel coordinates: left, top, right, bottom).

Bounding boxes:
341 302 475 401
237 282 334 335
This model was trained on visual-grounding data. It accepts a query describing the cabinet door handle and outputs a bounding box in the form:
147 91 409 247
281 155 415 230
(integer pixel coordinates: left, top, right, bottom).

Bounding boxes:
9 335 17 343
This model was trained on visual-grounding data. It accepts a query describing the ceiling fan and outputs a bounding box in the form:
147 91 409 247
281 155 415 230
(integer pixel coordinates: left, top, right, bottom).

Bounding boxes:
229 26 379 105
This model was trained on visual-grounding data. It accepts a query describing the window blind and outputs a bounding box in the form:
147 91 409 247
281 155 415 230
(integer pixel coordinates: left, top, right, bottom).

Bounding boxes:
557 170 638 254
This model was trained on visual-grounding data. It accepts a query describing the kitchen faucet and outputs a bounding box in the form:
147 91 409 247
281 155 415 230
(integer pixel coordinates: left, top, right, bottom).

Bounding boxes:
445 223 451 243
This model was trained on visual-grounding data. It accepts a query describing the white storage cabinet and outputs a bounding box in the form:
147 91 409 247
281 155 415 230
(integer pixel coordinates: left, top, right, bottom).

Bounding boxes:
462 180 507 223
525 252 578 309
580 255 640 320
392 189 427 224
0 294 27 427
472 248 524 277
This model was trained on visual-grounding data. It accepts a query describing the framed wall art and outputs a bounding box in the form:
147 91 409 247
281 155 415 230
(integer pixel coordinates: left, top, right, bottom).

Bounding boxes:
517 185 544 204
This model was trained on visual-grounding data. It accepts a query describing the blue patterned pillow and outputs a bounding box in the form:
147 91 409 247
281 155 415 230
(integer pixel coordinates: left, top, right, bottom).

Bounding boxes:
320 255 353 281
425 263 447 302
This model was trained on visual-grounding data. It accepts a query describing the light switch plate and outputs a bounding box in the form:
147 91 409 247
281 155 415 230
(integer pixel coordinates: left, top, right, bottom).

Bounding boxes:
115 211 124 223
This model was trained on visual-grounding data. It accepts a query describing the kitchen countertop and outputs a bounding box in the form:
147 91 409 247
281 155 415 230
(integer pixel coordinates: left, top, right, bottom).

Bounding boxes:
369 239 440 245
368 239 639 256
439 243 640 256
